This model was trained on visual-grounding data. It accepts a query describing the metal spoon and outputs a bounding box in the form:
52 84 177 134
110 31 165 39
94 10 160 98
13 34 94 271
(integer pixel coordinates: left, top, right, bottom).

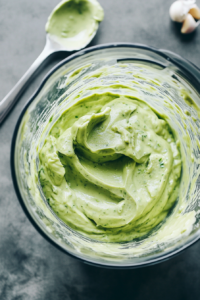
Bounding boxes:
0 12 100 125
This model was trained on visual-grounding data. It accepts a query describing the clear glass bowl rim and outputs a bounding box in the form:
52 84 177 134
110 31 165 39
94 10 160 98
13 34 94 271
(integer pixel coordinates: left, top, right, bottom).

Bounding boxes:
10 42 200 269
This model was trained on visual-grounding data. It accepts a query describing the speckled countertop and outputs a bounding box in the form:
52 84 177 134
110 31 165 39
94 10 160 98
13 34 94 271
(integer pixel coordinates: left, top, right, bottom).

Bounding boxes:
1 0 200 299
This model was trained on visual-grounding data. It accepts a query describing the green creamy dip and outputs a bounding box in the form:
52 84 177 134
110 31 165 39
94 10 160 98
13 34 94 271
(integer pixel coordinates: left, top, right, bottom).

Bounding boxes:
39 91 181 242
46 0 104 50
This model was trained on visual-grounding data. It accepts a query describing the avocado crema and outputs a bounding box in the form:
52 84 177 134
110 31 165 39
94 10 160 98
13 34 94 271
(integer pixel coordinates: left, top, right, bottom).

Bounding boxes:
39 93 181 242
45 0 104 50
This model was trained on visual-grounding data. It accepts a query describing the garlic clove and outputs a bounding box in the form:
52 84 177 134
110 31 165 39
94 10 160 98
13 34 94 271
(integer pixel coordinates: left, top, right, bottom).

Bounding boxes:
189 4 200 19
170 1 188 22
169 0 196 22
181 13 200 33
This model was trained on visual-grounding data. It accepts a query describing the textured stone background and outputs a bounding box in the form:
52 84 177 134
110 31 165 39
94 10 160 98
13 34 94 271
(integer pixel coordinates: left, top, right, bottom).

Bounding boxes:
1 0 200 299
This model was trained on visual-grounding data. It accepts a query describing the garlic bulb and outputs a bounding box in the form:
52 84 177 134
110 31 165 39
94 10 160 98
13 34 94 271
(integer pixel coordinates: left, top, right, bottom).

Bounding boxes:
169 0 196 22
181 13 200 33
189 4 200 19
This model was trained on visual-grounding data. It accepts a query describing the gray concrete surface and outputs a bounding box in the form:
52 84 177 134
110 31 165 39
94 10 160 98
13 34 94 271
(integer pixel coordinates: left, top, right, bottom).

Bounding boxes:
1 0 200 299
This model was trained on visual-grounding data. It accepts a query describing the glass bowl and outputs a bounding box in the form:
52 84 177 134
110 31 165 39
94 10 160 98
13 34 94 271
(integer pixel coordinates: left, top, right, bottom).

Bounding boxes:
11 43 200 268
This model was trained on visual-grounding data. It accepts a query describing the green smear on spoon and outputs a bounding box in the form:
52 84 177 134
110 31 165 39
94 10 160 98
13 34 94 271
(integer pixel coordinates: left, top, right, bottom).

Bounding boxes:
46 0 104 51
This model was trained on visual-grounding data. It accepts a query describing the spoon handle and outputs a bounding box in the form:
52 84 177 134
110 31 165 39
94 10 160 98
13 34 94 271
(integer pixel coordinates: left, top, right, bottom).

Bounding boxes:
0 45 52 125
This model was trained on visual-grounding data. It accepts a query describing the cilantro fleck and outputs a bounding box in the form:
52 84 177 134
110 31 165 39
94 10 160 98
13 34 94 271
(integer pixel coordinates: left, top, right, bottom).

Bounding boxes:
142 134 147 141
159 158 165 168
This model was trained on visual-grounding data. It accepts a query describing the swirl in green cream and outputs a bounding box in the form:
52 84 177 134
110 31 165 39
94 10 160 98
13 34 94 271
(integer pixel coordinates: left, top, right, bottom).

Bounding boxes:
39 93 181 242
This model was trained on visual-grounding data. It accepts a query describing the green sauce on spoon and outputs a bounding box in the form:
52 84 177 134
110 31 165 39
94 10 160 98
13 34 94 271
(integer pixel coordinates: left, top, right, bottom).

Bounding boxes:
46 0 104 50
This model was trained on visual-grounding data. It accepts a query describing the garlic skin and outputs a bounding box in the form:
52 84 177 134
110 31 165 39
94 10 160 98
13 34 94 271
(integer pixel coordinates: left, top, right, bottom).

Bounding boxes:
189 4 200 19
181 13 200 33
169 0 196 22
